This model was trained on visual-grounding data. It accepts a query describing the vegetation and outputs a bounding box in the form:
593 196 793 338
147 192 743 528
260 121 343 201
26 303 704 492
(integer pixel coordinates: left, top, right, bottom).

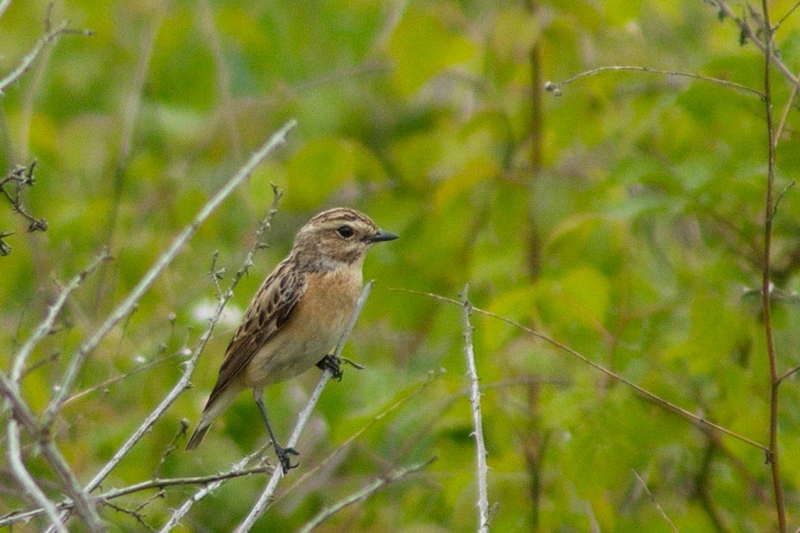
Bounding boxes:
1 0 799 531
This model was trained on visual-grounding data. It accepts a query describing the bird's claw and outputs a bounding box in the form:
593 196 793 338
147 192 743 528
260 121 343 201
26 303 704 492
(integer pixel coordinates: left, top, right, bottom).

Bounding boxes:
317 354 344 381
276 445 299 473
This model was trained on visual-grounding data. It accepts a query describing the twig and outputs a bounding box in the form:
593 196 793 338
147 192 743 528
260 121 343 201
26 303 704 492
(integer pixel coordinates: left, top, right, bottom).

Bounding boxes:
777 363 800 386
265 369 442 515
544 65 765 98
235 281 375 532
37 440 105 532
394 289 769 453
3 252 109 532
82 187 284 497
0 163 49 233
757 1 787 531
99 469 271 503
0 467 269 528
0 20 93 94
6 420 69 533
632 470 680 533
295 458 436 533
1 376 105 529
774 70 800 147
459 285 490 533
11 249 110 382
42 119 296 429
709 0 800 91
158 448 268 532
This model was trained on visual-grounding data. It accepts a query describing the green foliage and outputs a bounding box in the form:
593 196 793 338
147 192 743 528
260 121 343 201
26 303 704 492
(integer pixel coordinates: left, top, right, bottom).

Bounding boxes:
1 0 800 531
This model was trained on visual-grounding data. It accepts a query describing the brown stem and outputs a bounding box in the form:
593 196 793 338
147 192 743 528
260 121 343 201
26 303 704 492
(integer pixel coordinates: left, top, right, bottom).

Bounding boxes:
758 2 787 531
526 0 543 280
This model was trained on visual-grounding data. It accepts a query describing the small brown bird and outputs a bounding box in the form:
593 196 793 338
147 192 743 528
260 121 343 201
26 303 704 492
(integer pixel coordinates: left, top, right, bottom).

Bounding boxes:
186 207 398 472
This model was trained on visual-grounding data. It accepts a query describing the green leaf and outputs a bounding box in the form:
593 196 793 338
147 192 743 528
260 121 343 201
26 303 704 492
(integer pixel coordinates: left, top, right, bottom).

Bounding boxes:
388 9 476 94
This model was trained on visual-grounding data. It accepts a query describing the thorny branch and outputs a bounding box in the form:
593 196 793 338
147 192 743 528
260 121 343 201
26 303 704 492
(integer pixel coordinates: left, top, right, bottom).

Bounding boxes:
459 285 490 533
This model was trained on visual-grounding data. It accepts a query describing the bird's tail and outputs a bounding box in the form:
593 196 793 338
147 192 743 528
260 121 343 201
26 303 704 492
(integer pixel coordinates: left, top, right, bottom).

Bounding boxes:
186 384 242 451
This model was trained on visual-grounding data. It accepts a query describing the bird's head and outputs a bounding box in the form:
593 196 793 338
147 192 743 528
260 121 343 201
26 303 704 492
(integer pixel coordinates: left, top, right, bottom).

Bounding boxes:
292 207 398 269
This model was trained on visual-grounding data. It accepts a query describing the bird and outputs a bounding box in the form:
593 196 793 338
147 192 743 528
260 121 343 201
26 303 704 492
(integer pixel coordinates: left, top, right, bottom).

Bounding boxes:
186 207 398 473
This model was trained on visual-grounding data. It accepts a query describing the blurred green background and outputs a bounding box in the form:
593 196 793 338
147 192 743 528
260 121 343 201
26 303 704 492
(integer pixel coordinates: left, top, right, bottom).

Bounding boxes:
2 0 800 531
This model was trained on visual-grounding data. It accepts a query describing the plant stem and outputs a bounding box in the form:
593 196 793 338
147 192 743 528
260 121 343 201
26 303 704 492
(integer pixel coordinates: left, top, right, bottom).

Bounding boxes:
758 1 787 531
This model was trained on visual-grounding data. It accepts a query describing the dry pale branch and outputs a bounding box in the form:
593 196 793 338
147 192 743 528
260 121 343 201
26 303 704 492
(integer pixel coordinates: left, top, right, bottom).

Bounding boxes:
0 466 270 527
83 187 285 498
0 19 93 94
276 370 444 508
6 420 68 533
42 119 297 430
2 250 112 532
11 249 110 381
296 457 436 533
459 285 490 533
0 122 294 533
158 448 268 532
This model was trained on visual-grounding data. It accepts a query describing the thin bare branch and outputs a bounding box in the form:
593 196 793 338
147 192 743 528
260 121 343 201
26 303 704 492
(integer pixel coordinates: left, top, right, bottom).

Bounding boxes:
235 281 375 532
158 448 268 532
0 464 271 528
274 371 443 508
632 470 680 533
459 285 490 533
777 363 800 386
6 420 69 533
82 188 284 496
709 0 800 91
774 71 800 147
296 458 436 533
100 469 271 503
757 0 787 530
42 119 297 429
394 289 769 453
36 439 105 532
545 65 765 98
11 249 110 382
0 21 93 94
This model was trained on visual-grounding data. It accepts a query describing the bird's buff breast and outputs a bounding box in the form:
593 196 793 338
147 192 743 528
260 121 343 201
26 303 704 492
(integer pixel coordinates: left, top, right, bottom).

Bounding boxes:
245 268 362 386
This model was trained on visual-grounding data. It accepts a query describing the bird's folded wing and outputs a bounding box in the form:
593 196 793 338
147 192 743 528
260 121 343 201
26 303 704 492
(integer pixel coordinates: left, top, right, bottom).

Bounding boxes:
206 259 306 406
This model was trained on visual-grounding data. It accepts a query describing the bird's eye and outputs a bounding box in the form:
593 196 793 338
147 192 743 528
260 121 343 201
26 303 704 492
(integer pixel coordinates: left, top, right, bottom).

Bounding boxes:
336 225 355 238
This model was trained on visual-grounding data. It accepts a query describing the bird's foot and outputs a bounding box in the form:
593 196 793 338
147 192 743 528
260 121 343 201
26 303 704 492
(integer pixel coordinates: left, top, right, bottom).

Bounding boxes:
317 354 344 381
275 444 299 474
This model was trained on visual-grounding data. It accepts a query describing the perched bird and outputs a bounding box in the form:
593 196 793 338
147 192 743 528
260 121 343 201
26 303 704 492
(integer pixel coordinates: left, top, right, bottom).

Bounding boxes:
186 207 398 472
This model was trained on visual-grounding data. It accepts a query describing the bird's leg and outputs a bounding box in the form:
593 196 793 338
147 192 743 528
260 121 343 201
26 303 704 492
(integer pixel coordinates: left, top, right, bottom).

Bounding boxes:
253 392 298 473
316 354 344 381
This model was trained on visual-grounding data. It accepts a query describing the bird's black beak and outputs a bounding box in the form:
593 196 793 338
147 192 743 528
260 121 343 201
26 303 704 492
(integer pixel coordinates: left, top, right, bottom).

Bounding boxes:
368 230 399 243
